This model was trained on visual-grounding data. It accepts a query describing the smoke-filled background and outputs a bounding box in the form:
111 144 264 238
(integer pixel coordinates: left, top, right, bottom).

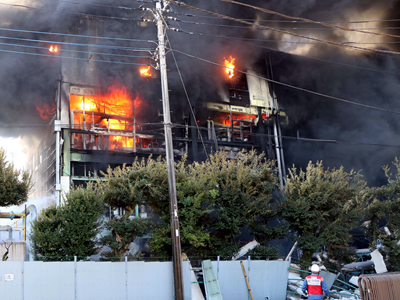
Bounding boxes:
1 0 400 186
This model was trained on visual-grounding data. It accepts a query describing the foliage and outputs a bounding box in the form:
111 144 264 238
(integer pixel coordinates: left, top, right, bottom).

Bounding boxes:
0 148 33 207
364 158 400 271
149 150 281 258
98 159 162 259
98 150 280 259
30 183 104 261
100 157 166 218
280 161 365 269
99 218 151 261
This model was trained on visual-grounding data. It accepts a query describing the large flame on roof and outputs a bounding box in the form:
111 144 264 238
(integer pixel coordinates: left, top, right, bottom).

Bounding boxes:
224 56 235 79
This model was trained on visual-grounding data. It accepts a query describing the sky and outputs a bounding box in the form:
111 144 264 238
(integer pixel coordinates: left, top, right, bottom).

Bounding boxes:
0 137 27 170
0 0 400 187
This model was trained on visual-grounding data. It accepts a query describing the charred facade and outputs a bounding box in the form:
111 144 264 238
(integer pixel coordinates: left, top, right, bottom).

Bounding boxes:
27 17 288 202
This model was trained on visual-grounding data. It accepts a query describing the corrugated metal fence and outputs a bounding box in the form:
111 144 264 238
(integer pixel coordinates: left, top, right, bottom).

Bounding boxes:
0 259 290 300
359 272 400 300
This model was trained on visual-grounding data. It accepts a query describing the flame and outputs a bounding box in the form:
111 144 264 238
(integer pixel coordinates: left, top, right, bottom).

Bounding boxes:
49 45 58 53
140 66 151 77
224 56 235 79
79 97 97 111
37 103 56 120
70 82 143 150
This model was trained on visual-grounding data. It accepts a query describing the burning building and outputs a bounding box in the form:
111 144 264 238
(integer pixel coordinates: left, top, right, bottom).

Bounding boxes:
25 14 288 206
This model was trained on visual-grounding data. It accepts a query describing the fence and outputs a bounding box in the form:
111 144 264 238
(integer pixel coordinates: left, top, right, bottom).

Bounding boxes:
0 258 290 300
359 272 400 300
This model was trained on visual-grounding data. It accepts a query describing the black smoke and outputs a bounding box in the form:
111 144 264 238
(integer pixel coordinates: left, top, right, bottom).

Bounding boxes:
0 0 400 184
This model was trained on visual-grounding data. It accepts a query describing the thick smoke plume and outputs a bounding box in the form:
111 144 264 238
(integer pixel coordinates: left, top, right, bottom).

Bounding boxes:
0 0 400 184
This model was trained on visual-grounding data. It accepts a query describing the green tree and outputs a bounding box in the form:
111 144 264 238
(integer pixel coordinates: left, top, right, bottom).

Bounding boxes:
280 161 365 269
0 148 33 207
98 159 161 260
202 150 280 258
365 158 400 271
98 151 280 259
30 183 104 261
149 150 281 258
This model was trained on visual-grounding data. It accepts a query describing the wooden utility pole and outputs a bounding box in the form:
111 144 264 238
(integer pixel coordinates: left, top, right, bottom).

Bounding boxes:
155 1 184 299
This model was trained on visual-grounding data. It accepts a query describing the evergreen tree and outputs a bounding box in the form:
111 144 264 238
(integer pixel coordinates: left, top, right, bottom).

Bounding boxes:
280 161 365 269
30 183 103 261
0 148 33 207
365 158 400 271
148 150 281 258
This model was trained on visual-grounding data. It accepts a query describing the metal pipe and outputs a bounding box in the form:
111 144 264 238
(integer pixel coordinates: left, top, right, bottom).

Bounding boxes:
82 96 86 150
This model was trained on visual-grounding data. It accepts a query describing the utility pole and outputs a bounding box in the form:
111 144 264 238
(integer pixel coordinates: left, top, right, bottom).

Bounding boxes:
154 1 184 299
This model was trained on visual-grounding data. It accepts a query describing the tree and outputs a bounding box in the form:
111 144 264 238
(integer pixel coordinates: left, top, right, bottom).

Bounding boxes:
148 150 281 258
0 148 33 207
98 151 280 259
98 159 161 260
30 183 104 261
364 158 400 271
280 161 365 269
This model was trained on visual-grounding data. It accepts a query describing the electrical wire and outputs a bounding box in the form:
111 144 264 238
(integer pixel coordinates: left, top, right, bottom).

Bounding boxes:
222 0 400 40
170 48 400 116
165 31 210 160
173 25 400 45
0 40 153 59
0 27 156 43
0 47 152 66
5 121 400 150
170 17 400 32
0 1 142 21
167 0 400 56
168 11 400 25
51 0 141 11
170 123 400 149
0 35 154 52
172 27 400 76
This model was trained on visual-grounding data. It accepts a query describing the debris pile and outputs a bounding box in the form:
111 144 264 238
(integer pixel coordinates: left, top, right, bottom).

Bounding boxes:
286 264 361 300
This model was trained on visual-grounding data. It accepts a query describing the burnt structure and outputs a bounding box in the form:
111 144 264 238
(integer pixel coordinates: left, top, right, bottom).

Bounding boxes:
27 17 288 203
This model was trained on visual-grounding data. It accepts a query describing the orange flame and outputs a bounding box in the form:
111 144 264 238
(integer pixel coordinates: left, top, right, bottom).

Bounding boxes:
37 103 56 120
224 56 235 79
140 66 151 77
70 82 144 150
49 45 58 53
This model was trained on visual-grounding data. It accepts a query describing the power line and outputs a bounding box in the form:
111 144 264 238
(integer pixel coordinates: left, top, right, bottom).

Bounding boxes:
172 27 400 76
0 41 153 59
174 25 400 45
0 1 143 21
0 35 154 52
170 17 400 32
51 0 141 11
165 31 210 160
170 48 400 116
0 27 156 43
168 10 400 25
171 123 400 149
0 47 152 66
167 0 400 56
222 0 400 40
5 121 400 150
